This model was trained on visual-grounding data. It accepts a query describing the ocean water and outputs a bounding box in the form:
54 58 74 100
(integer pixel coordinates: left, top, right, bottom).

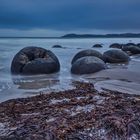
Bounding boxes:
0 38 140 102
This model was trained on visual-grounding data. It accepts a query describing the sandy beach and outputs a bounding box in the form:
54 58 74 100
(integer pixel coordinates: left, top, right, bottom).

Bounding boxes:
0 82 140 139
81 58 140 95
1 38 140 102
0 38 140 139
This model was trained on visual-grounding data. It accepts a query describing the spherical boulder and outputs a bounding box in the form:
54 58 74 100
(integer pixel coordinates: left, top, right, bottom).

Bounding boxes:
122 45 140 54
124 43 136 47
92 44 103 48
71 49 104 64
103 49 130 63
52 45 63 48
71 56 106 74
109 43 122 49
11 46 60 75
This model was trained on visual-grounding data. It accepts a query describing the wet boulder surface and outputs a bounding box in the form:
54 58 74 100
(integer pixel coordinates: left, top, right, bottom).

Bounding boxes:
103 49 130 63
124 43 136 47
122 45 140 54
71 49 104 64
11 46 60 75
109 43 122 49
52 45 63 48
137 43 140 47
71 56 106 74
92 44 103 48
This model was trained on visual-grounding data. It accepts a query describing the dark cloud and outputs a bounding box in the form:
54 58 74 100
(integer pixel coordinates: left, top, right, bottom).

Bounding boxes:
0 0 140 31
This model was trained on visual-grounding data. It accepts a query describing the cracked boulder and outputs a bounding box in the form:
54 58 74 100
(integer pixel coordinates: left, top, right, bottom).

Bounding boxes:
11 46 60 75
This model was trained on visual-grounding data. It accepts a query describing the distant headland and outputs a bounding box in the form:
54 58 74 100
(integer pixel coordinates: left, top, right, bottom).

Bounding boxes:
1 33 140 38
61 33 140 38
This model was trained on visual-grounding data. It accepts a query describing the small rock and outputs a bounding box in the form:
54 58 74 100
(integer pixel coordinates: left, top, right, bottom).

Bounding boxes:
92 44 103 48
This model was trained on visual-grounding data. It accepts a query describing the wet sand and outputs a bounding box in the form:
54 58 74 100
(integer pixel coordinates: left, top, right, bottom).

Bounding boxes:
95 80 140 95
83 60 140 95
84 68 140 83
1 61 140 103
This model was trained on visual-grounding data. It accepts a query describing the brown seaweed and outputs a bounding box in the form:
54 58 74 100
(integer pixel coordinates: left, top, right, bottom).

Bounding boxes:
0 82 140 140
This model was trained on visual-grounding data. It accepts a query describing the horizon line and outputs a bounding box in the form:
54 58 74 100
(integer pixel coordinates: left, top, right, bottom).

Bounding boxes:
1 32 140 38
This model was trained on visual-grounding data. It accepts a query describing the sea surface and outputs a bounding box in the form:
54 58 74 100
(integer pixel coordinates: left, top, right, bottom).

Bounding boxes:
0 38 140 102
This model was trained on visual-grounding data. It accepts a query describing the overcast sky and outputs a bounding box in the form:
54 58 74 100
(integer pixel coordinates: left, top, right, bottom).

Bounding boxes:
0 0 140 37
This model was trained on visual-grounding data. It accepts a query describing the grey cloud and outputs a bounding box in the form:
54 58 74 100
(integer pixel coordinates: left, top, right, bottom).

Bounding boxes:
0 0 140 32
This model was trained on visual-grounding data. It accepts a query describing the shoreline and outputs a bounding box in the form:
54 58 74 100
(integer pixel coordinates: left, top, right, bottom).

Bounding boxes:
1 38 140 103
0 82 140 139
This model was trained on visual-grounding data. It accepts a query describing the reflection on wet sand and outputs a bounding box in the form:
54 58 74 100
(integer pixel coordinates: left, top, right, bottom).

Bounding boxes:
11 58 140 96
83 59 140 83
0 65 4 70
15 78 59 90
95 80 140 95
84 68 140 83
12 74 60 90
11 73 77 95
82 60 140 95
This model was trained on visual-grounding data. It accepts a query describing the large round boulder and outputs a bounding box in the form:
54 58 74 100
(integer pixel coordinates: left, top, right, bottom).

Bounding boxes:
109 43 122 49
11 46 60 75
103 49 130 63
92 44 103 48
122 45 140 54
71 56 106 74
71 49 104 64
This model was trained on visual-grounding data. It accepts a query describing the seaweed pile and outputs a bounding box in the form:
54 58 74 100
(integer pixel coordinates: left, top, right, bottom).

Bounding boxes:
0 82 140 140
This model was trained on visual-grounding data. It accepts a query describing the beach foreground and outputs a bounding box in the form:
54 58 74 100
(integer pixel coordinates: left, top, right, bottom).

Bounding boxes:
0 82 140 140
